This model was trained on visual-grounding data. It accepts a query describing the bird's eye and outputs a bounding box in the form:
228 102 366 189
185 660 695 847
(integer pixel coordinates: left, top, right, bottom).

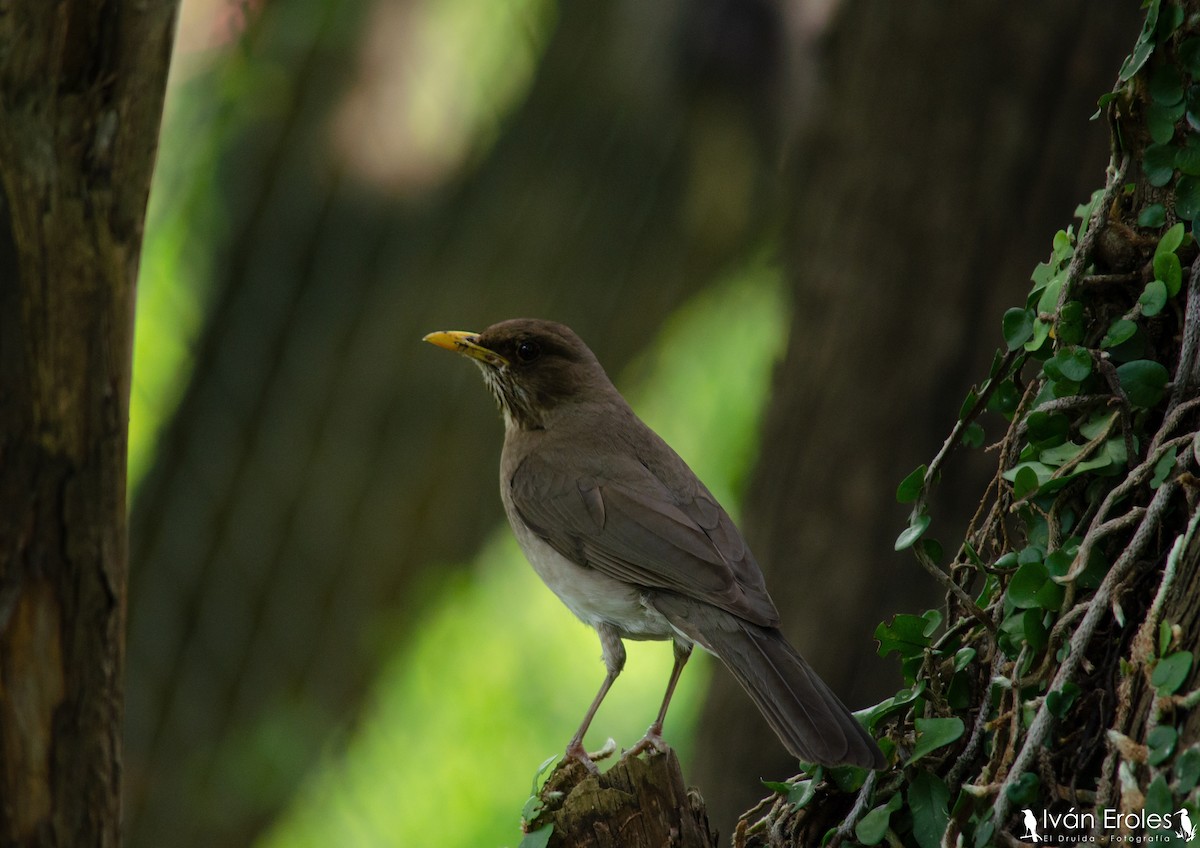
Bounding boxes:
516 340 541 362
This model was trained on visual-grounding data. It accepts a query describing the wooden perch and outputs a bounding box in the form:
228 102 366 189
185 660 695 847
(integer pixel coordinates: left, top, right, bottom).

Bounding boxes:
529 750 718 848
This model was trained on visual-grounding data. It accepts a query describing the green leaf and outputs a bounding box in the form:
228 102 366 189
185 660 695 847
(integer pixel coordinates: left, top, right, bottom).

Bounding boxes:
1118 0 1160 81
1177 746 1200 793
1138 203 1168 228
988 380 1020 416
1182 37 1200 77
1117 359 1170 408
961 421 984 448
854 792 902 845
1145 142 1177 187
762 777 818 810
1048 346 1093 382
1156 221 1186 256
1140 279 1169 317
1024 318 1051 353
1152 651 1193 695
1005 772 1040 806
518 825 554 848
1148 725 1178 766
1155 249 1184 297
908 772 951 848
1057 300 1085 345
1100 318 1138 349
875 614 933 659
1002 307 1035 351
909 717 965 764
857 683 926 732
1177 175 1200 220
897 464 927 504
1150 64 1184 105
1012 464 1040 499
1145 774 1173 817
895 513 932 551
1008 562 1049 608
1148 101 1181 144
1160 619 1174 656
1177 136 1200 175
958 388 979 420
1046 682 1081 717
1023 608 1049 652
1152 445 1178 489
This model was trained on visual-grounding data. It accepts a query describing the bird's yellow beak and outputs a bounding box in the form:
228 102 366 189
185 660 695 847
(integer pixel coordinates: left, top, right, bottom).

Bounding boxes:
422 330 509 367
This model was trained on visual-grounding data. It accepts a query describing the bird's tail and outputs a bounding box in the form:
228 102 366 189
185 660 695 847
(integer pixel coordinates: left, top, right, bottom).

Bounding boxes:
660 600 884 768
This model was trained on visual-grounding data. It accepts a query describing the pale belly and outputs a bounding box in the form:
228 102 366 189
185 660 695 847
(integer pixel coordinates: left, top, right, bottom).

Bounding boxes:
509 518 676 641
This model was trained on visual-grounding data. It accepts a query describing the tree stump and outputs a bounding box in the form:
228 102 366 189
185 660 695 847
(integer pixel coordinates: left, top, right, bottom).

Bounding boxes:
528 750 718 848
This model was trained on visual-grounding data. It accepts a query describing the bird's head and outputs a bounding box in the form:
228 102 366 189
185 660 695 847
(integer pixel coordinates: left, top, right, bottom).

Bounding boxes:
423 319 614 430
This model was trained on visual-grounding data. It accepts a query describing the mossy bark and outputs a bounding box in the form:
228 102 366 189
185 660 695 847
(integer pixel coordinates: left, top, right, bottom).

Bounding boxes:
530 752 718 848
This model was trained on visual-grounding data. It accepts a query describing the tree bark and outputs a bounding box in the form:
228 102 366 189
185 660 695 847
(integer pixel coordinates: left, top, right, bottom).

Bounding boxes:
530 752 717 848
0 1 178 844
690 0 1139 832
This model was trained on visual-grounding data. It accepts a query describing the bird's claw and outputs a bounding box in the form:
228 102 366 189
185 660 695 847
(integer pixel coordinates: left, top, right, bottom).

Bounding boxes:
623 724 670 759
566 737 617 774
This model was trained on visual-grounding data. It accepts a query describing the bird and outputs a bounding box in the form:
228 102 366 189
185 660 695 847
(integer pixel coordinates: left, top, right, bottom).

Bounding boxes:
423 318 884 771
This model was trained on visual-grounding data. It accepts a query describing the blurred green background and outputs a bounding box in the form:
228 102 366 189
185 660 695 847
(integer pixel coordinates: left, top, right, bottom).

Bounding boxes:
125 0 1134 844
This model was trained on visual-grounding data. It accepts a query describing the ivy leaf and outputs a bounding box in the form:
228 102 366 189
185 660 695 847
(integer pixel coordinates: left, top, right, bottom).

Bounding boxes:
896 464 927 504
1144 142 1177 187
895 513 932 551
1177 175 1200 221
518 825 554 848
1156 221 1186 256
1140 280 1169 317
875 614 933 659
1116 360 1170 408
1180 138 1200 178
1046 682 1081 717
1008 562 1050 609
1100 318 1138 349
909 717 965 764
1151 445 1178 489
1138 203 1168 227
1150 64 1184 105
854 792 902 846
1177 746 1200 793
1183 37 1200 77
1002 307 1035 351
909 772 951 848
1048 346 1092 381
1155 249 1184 297
1148 726 1178 766
1119 0 1160 82
1152 651 1193 695
1057 300 1085 345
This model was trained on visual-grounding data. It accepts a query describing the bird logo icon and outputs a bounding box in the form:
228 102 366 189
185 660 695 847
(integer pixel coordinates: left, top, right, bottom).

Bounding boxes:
1021 809 1042 842
1177 808 1196 842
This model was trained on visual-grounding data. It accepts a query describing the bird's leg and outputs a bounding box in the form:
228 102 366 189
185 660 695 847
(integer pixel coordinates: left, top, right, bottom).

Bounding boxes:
625 638 692 758
565 624 626 773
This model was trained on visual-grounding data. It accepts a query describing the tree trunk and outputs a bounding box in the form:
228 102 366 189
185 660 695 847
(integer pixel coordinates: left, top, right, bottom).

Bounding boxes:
0 2 178 844
734 0 1200 841
689 0 1139 832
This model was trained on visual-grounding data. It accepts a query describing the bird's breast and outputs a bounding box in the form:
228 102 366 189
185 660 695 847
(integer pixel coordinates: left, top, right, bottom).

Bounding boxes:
505 509 674 641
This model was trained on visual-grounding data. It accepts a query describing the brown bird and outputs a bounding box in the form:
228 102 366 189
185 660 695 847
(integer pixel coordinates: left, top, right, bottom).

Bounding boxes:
424 319 884 771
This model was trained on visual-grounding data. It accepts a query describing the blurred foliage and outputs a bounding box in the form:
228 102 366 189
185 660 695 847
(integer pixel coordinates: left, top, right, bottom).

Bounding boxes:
130 0 554 490
255 260 787 848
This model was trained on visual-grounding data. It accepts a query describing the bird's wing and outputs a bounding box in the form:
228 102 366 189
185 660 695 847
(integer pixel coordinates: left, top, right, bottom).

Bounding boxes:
509 448 780 627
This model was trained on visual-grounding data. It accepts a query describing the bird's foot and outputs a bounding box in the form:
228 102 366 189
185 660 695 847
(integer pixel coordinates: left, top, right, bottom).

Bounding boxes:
622 724 670 759
565 737 617 775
